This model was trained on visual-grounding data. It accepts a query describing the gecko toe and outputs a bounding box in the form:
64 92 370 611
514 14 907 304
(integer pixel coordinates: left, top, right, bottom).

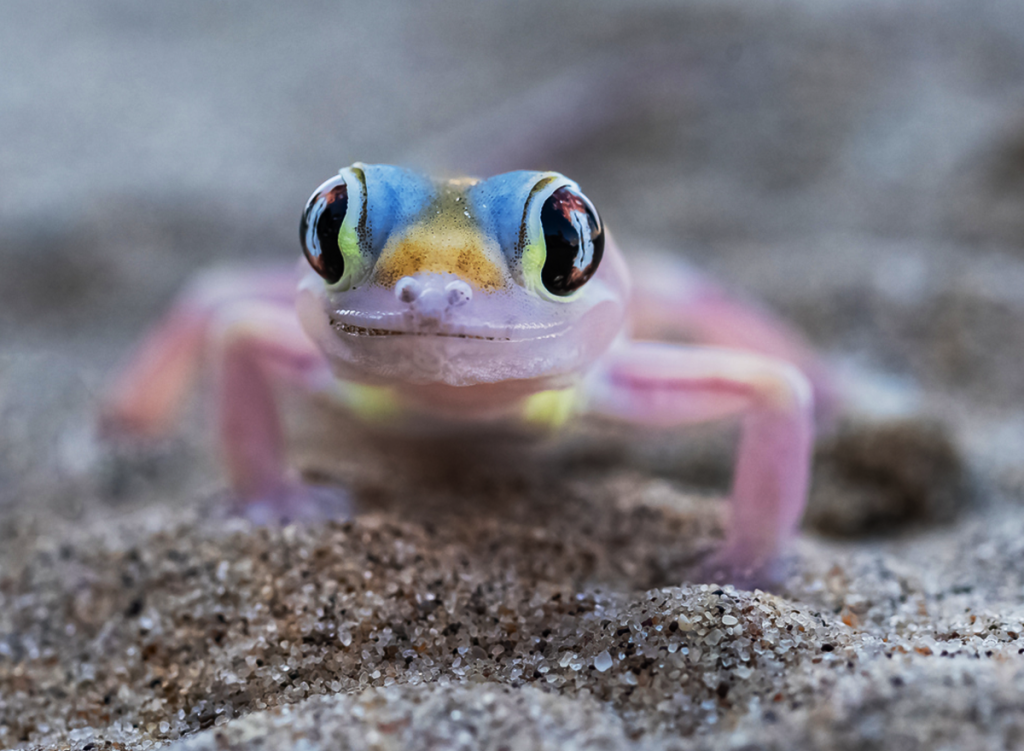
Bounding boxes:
238 482 353 525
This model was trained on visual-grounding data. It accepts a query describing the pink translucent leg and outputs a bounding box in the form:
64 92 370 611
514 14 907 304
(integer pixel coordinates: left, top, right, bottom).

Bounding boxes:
100 265 301 437
100 306 210 438
587 341 814 587
210 301 340 519
629 253 839 425
101 265 343 519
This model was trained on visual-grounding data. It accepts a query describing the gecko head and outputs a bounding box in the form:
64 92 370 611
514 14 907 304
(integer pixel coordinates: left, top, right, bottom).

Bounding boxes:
295 163 629 388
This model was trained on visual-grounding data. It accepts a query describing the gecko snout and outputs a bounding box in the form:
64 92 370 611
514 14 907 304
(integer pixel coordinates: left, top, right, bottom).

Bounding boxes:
395 276 473 318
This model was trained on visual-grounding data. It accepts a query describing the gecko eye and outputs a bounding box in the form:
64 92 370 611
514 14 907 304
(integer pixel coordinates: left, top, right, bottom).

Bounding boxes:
539 185 604 296
300 175 348 284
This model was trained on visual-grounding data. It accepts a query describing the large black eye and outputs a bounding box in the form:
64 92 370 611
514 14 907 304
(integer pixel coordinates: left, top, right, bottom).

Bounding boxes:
300 175 348 284
540 185 604 296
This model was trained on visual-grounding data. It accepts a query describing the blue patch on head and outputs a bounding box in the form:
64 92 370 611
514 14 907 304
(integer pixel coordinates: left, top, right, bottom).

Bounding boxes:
360 165 434 254
468 171 552 261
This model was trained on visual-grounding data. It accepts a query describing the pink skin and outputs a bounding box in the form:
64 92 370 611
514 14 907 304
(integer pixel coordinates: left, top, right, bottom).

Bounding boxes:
586 342 813 586
102 266 343 520
629 254 839 425
211 301 343 519
103 231 825 585
101 266 302 437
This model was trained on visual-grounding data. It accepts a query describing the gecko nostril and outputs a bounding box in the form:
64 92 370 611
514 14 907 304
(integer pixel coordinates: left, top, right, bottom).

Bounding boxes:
445 281 472 308
396 276 472 314
395 277 422 304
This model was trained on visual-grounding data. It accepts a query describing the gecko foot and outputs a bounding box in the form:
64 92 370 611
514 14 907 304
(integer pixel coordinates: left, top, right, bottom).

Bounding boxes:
235 482 353 526
691 546 789 592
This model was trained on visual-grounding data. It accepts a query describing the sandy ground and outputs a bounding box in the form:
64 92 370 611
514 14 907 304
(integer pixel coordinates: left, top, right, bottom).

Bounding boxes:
5 1 1024 748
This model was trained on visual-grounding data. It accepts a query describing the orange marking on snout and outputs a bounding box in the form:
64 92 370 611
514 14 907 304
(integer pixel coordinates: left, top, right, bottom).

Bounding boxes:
374 226 507 291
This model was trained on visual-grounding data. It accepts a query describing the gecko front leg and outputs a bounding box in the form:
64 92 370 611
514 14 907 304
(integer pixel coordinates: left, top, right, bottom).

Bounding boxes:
586 342 814 587
101 266 345 521
210 299 348 521
629 253 838 425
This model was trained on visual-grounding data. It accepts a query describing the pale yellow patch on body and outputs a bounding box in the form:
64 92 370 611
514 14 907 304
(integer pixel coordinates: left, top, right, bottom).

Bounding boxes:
373 182 508 291
338 382 401 422
521 386 579 430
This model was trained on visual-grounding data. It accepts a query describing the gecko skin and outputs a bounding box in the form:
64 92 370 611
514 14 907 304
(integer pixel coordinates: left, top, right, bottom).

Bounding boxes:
103 164 834 585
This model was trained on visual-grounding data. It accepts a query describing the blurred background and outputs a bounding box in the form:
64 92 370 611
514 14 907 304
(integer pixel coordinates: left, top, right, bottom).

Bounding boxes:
3 0 1024 511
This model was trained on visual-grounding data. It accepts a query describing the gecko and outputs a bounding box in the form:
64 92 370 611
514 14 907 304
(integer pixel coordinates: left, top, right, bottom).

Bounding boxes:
101 163 835 585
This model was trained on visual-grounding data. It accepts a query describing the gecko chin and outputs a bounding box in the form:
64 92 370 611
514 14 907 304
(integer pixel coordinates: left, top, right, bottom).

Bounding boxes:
296 277 625 389
316 311 589 388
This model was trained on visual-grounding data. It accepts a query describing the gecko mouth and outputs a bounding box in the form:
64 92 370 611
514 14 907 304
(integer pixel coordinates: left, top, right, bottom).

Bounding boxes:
330 319 511 342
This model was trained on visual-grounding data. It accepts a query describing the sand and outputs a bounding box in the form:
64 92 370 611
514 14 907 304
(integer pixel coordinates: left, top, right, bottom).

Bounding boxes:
1 402 1021 750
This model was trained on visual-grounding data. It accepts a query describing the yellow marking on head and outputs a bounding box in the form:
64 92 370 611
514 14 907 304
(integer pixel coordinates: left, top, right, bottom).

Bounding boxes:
373 184 508 291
